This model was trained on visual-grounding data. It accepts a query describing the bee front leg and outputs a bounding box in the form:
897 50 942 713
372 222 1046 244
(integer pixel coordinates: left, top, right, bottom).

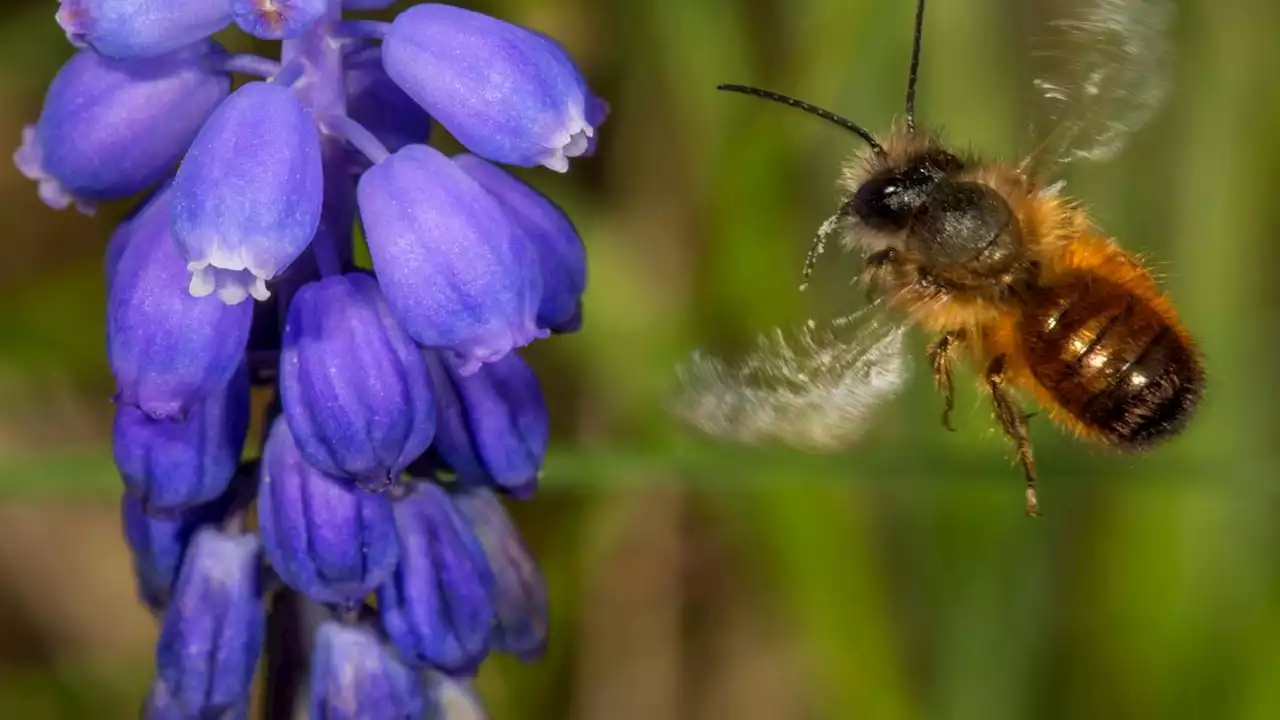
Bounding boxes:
985 354 1040 517
927 330 965 431
860 247 901 302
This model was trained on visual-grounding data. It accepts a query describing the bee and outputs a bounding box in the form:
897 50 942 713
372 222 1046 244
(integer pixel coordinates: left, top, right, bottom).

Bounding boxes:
675 0 1203 516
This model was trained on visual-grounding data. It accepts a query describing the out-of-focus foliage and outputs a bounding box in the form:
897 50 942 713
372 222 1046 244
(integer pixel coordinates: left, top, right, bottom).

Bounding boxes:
1 0 1278 718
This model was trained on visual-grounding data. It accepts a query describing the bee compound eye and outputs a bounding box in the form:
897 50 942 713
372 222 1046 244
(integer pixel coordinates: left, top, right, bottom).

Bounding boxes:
852 175 913 230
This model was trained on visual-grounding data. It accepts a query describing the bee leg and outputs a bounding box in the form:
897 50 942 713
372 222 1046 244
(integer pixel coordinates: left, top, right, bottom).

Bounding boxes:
985 355 1040 517
927 330 964 431
860 247 901 302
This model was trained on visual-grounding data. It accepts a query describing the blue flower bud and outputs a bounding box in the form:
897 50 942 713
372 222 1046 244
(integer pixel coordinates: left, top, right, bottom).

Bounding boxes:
233 0 324 39
173 81 324 305
347 62 432 154
357 144 544 374
424 673 488 719
582 96 609 158
58 0 233 59
552 305 583 334
381 4 607 171
107 182 177 294
121 485 239 610
424 352 547 499
150 528 264 719
378 482 495 674
108 187 253 419
454 489 548 660
13 43 228 213
309 621 425 719
280 273 435 485
258 418 400 606
114 363 250 513
122 496 189 610
105 209 138 295
454 154 586 332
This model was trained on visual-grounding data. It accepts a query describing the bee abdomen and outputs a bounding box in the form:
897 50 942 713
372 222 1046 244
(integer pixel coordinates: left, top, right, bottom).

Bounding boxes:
1020 272 1203 449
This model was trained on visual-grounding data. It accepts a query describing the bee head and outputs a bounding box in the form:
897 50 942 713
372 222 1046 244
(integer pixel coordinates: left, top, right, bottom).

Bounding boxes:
851 150 964 231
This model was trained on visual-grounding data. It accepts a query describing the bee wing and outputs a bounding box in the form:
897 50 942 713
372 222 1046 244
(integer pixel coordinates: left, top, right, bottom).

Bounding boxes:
672 302 913 452
1026 0 1174 170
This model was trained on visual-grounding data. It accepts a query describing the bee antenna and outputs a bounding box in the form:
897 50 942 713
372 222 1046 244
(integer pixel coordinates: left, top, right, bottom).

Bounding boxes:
716 84 886 158
904 0 927 133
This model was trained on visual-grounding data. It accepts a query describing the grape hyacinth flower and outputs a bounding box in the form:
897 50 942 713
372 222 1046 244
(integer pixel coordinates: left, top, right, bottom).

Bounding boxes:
121 476 246 610
310 620 425 718
377 4 608 171
378 481 496 674
455 153 588 333
13 41 230 214
113 362 250 512
455 488 550 660
19 0 603 714
358 144 547 373
258 418 400 606
57 0 234 59
423 350 549 499
279 272 436 486
172 80 325 304
147 528 265 718
107 185 254 420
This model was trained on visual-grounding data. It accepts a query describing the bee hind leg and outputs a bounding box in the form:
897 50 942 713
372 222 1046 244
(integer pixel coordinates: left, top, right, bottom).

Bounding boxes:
985 354 1040 517
927 330 965 431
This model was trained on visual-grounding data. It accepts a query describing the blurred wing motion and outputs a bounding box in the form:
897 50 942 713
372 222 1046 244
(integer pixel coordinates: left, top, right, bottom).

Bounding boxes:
1028 0 1174 168
673 304 912 451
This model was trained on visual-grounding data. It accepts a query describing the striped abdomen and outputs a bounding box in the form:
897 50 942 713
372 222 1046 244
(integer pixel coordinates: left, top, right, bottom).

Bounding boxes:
1019 272 1203 449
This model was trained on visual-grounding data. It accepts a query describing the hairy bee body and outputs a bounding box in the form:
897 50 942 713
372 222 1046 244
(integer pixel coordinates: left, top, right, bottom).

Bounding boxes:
1016 257 1202 449
843 131 1204 453
687 0 1194 513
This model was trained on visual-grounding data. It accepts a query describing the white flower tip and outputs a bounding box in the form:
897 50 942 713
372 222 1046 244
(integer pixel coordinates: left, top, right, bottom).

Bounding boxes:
563 130 590 158
249 276 271 302
188 267 216 297
449 344 508 377
187 257 270 304
217 284 250 305
540 153 569 173
56 2 90 47
36 181 71 210
539 112 596 171
430 675 486 720
453 357 483 377
13 127 41 181
14 126 93 213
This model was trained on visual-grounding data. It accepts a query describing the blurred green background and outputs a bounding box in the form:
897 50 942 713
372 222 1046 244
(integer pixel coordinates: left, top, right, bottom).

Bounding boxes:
2 0 1278 717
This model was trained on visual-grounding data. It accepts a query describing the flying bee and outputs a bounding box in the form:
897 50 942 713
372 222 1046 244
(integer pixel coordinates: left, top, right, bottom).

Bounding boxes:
674 0 1203 515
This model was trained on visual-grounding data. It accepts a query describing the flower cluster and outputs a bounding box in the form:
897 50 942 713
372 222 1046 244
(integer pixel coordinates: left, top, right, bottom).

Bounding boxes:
20 0 603 715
